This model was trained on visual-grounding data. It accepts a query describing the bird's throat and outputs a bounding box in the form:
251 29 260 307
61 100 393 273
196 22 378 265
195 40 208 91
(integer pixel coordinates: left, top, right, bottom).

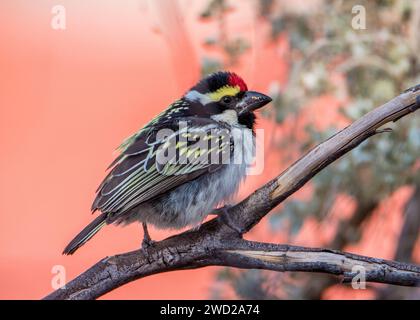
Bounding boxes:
238 112 256 130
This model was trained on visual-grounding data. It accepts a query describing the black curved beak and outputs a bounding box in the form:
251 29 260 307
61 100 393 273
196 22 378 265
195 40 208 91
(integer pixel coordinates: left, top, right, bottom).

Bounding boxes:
236 91 272 115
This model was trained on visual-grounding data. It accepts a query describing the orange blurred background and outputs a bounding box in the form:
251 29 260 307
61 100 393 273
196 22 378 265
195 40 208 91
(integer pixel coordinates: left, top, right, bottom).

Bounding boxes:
0 0 417 299
0 0 284 299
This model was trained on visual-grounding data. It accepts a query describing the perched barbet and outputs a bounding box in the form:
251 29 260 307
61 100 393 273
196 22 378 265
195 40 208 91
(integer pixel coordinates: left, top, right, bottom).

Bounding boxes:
63 71 271 254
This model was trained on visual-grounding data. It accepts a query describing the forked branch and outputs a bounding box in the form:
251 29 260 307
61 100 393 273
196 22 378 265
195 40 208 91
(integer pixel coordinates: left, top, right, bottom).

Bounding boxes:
45 85 420 300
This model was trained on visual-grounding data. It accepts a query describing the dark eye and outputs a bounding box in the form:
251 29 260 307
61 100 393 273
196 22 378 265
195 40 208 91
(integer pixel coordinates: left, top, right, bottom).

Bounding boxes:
221 96 233 105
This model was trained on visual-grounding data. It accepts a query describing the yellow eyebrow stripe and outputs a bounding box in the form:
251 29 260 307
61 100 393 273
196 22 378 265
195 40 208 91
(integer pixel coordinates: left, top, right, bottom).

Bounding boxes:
208 85 240 102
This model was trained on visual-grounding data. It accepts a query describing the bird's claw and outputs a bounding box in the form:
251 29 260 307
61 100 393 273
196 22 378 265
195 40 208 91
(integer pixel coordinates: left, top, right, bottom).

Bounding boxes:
213 205 245 235
141 237 156 259
142 238 156 250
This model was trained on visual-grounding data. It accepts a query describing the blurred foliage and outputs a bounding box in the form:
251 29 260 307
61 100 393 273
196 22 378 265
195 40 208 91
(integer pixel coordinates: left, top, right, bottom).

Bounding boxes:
263 0 419 235
203 0 420 299
199 0 250 71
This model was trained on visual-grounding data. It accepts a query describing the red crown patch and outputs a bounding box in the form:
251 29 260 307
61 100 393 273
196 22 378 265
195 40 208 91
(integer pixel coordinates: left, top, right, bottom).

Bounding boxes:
228 73 248 92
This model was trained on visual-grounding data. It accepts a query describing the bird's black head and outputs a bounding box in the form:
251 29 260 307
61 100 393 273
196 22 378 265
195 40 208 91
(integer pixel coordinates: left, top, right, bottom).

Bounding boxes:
184 71 272 129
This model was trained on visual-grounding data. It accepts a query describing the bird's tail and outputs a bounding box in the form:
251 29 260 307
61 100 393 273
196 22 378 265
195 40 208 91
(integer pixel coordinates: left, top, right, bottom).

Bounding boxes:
63 213 107 255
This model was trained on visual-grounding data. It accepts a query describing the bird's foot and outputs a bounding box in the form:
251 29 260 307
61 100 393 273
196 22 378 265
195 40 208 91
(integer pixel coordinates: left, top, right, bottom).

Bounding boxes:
141 239 155 259
141 222 156 256
142 237 156 250
213 205 245 235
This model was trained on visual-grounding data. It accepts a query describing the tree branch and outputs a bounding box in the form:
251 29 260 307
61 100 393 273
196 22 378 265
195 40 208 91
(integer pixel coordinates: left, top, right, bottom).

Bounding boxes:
394 186 420 263
45 84 420 300
377 186 420 299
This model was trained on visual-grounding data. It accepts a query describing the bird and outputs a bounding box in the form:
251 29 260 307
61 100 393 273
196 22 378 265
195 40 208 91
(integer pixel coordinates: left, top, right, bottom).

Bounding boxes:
63 71 272 255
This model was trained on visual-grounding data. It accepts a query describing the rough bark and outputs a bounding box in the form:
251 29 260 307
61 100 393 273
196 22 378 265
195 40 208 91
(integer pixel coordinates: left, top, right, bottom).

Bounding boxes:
45 85 420 300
